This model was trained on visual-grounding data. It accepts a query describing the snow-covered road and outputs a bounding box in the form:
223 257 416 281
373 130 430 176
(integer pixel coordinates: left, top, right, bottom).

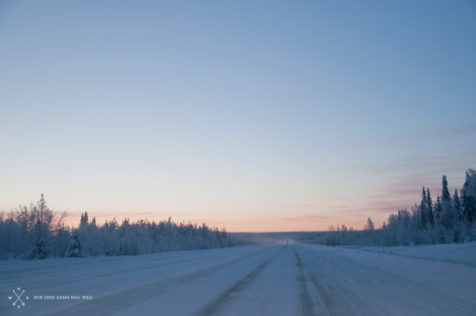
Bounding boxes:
1 242 476 315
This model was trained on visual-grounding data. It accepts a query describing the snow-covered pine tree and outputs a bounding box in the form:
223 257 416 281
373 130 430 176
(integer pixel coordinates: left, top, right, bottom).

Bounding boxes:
67 233 83 257
426 188 434 226
29 237 48 259
453 189 462 221
80 212 89 229
462 170 476 225
442 176 451 203
420 187 428 228
462 193 476 225
435 196 442 225
440 176 455 230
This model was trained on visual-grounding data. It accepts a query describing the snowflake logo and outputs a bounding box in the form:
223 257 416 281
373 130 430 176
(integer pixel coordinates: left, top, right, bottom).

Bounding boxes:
8 287 29 309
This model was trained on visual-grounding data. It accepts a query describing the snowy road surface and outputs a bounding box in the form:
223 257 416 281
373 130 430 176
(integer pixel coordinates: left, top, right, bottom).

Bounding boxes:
1 242 476 315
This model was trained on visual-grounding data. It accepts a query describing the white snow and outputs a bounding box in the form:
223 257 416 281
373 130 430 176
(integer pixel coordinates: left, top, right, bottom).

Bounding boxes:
1 242 476 315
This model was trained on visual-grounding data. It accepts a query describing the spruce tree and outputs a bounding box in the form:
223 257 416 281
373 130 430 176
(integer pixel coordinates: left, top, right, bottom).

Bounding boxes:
420 187 427 228
38 193 47 211
462 191 476 224
427 188 434 226
29 237 48 259
440 175 456 229
442 175 451 203
462 170 476 225
453 189 462 221
435 196 442 225
80 212 89 229
67 233 83 257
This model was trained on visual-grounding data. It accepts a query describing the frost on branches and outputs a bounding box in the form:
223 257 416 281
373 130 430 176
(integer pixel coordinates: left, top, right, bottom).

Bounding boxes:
0 196 234 260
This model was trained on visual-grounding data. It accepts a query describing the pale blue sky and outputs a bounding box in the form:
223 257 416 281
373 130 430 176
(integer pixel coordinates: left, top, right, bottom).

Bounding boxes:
1 0 475 231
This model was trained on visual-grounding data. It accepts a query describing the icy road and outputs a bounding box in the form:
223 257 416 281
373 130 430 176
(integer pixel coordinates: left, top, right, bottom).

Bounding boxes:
1 242 476 315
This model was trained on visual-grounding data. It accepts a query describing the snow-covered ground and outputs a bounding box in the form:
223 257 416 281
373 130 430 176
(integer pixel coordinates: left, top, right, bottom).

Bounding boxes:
1 242 476 315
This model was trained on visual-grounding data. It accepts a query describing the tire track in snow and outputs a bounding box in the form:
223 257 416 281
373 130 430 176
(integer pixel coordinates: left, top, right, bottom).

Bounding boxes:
298 244 476 315
0 250 216 286
30 253 217 291
47 248 268 316
199 247 283 316
318 246 476 311
298 246 391 316
294 246 371 316
293 247 316 316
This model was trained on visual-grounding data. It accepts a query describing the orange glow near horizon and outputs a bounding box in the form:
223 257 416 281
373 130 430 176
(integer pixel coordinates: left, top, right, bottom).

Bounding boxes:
63 211 390 233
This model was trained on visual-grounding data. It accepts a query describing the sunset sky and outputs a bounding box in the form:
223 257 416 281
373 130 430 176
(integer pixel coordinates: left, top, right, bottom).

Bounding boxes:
1 1 475 231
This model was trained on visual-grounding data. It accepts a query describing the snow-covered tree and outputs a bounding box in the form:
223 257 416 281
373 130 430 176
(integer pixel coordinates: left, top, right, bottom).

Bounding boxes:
462 169 476 225
442 176 451 203
453 189 462 221
420 187 428 228
308 169 476 247
0 196 235 259
29 237 48 259
80 212 89 229
67 233 82 258
426 188 434 226
440 176 456 230
434 196 442 226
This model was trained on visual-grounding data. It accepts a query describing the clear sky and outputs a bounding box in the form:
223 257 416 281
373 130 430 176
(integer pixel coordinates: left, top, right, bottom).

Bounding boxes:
1 0 475 232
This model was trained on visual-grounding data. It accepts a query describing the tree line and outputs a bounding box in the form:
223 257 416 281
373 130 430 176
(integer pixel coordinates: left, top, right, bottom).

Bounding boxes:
0 196 235 259
305 169 476 246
